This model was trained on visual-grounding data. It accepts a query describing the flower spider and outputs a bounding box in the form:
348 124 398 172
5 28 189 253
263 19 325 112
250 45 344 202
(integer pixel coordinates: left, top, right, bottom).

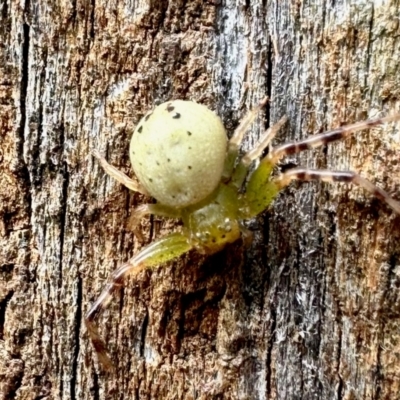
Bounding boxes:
87 98 400 369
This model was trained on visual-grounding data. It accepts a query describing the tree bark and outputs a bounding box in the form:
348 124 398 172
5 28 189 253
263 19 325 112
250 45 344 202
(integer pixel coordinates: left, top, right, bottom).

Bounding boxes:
1 1 400 399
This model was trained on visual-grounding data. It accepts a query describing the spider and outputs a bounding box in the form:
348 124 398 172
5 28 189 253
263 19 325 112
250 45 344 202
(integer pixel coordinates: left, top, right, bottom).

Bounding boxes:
86 97 400 370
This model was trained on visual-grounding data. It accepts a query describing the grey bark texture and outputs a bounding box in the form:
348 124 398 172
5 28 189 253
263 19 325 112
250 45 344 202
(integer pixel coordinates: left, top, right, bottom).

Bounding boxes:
1 1 400 399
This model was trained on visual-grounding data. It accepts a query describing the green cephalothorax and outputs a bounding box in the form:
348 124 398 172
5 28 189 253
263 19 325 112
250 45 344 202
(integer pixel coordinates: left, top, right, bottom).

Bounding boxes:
88 98 400 370
182 183 241 253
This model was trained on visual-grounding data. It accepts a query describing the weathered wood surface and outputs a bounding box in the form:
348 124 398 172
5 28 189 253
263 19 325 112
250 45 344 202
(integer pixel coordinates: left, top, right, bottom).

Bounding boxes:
1 1 400 399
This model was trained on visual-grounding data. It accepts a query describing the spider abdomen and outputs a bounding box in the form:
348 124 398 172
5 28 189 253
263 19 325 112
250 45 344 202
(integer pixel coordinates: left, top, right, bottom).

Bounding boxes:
130 100 228 208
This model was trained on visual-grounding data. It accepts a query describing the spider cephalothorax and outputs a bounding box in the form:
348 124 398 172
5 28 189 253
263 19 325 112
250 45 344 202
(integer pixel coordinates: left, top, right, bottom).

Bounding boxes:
87 98 400 369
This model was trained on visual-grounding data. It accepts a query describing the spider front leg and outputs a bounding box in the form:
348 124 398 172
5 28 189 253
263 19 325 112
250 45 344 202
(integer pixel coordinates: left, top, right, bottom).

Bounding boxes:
240 159 279 218
241 163 400 218
241 161 400 218
273 168 400 214
266 113 400 164
86 232 192 370
240 112 400 217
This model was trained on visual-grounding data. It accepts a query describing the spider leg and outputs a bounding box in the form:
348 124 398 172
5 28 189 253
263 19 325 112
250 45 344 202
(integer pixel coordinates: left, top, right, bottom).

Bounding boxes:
92 149 149 195
223 96 269 178
128 203 182 242
240 158 279 218
241 116 287 166
231 116 287 187
228 96 270 148
85 232 192 370
274 168 400 214
266 114 400 164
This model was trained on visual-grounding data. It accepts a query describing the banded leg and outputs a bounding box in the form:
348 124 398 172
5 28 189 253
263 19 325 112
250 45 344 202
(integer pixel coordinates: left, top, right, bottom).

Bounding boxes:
266 114 400 164
92 150 149 194
274 168 400 214
86 232 192 370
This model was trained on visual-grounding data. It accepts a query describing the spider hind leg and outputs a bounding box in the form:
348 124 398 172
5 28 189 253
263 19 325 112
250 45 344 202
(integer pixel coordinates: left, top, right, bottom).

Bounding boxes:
231 116 288 188
92 150 149 194
223 97 269 179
